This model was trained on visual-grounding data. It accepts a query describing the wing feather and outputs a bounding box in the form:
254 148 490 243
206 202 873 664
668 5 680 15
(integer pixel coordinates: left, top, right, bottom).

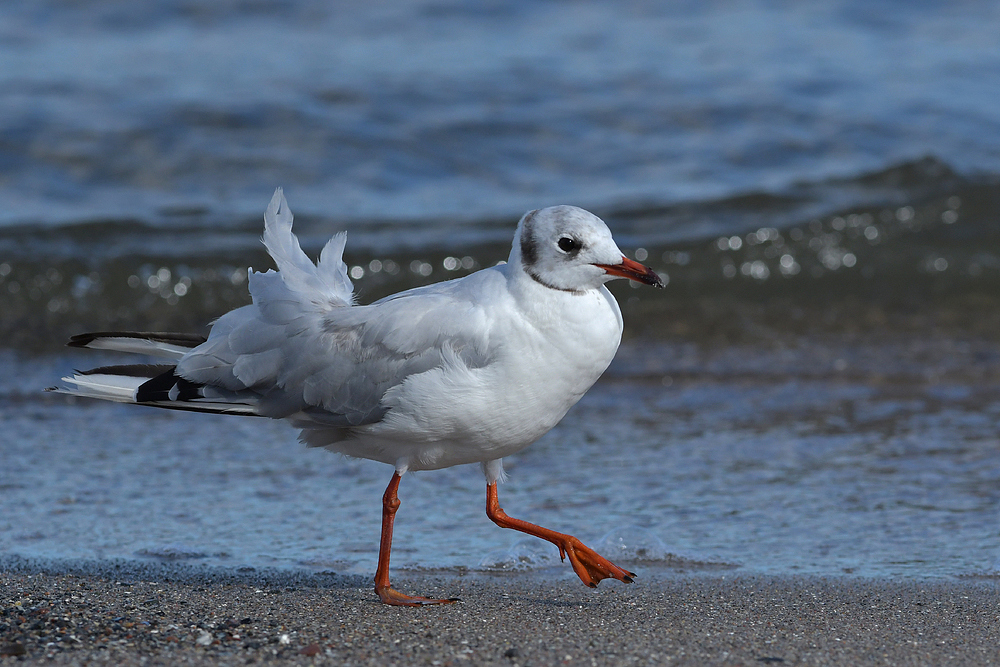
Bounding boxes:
175 191 503 434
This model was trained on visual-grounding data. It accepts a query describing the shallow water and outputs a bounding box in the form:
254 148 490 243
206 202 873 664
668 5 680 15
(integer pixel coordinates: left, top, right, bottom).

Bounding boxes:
4 340 1000 580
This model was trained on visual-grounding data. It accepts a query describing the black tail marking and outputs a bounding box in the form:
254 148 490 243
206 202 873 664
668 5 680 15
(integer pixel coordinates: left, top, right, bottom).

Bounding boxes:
136 368 207 403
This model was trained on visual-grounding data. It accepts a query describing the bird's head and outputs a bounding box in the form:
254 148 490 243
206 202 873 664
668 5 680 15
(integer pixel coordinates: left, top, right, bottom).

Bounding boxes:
511 206 664 293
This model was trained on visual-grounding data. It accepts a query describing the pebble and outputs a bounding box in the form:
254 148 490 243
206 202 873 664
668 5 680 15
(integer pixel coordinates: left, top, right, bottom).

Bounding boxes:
2 558 999 666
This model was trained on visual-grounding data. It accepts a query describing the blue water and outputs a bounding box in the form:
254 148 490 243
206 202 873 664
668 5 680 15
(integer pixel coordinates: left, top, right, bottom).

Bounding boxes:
2 1 999 226
2 1 1000 582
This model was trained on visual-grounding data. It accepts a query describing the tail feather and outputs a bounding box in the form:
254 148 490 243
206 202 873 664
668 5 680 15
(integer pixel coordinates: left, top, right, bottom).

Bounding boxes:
52 359 259 417
52 364 173 403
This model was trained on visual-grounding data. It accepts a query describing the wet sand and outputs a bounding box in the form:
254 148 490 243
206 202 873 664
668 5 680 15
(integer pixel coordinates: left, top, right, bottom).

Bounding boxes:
2 559 998 665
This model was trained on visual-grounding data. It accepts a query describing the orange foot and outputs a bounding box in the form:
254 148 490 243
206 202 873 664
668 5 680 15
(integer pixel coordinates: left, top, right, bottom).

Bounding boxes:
376 585 460 607
485 482 636 589
555 535 636 588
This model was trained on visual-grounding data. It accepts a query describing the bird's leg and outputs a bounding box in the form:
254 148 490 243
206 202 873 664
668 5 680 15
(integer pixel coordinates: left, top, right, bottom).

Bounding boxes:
374 472 460 606
485 482 635 588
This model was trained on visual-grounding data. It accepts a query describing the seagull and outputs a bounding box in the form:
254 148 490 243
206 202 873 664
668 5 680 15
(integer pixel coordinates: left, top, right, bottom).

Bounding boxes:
53 189 664 606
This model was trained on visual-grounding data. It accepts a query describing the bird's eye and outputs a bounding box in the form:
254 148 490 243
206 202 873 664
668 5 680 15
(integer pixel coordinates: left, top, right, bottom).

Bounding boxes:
557 237 581 253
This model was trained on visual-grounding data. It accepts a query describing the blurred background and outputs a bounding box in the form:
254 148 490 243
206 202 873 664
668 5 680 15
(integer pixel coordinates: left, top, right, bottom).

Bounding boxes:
3 1 1000 580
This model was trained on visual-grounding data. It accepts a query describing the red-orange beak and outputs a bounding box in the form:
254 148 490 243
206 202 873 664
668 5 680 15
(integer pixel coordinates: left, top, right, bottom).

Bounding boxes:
594 256 665 288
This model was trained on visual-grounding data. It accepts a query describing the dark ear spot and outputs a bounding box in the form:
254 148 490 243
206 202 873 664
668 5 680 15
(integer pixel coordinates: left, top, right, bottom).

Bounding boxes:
519 210 539 267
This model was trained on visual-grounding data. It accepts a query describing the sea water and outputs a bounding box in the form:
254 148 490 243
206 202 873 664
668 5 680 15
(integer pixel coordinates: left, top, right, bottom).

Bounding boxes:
2 0 1000 580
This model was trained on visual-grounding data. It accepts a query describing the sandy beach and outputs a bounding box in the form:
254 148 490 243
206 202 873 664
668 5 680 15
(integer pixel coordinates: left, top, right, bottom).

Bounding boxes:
2 559 999 666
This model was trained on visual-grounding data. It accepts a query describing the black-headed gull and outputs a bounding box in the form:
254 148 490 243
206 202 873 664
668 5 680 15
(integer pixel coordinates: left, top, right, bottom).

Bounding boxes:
54 189 664 606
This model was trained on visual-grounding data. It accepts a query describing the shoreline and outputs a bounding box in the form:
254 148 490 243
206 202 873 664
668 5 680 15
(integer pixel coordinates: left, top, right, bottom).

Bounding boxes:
3 558 999 665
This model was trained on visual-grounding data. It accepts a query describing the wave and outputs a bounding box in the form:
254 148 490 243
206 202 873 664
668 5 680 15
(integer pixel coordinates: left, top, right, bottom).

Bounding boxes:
1 158 998 352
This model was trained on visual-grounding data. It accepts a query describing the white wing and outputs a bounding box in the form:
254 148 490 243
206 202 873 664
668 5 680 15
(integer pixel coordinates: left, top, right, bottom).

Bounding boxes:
176 189 498 430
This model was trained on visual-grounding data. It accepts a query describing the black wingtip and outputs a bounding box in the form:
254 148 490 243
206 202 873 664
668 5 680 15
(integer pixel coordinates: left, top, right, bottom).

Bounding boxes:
67 333 96 348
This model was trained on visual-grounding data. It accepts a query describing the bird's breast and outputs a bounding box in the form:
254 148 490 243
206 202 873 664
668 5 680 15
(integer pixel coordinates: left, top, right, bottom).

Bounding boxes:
507 285 623 401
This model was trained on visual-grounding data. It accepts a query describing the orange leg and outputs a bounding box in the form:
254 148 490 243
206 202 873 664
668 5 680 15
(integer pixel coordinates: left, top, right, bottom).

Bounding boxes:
374 472 460 606
486 482 635 587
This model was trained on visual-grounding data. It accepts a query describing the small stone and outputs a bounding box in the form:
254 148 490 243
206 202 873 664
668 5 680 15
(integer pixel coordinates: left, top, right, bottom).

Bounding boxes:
1 643 27 657
195 630 212 646
300 643 322 656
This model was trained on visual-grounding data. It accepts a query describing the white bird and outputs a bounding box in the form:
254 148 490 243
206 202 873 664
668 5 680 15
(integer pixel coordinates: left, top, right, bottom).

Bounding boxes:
53 189 664 606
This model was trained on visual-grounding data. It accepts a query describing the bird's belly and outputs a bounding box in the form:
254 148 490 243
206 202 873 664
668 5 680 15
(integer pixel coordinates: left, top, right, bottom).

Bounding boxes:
321 287 623 471
339 366 581 470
